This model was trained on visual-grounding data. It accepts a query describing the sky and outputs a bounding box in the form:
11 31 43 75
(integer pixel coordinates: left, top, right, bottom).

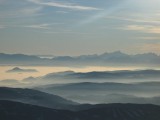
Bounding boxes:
0 0 160 56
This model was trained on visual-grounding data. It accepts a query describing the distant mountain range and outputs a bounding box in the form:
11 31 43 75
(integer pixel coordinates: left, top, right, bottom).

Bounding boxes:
0 51 160 66
0 100 160 120
0 53 43 65
6 67 38 73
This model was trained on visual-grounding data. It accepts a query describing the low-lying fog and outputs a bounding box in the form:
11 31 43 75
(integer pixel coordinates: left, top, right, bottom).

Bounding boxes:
0 65 160 104
0 66 148 80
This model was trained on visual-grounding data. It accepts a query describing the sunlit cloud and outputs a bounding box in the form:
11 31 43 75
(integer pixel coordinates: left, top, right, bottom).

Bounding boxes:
126 43 160 55
28 0 100 11
140 43 160 54
122 25 160 34
137 37 160 40
106 16 160 24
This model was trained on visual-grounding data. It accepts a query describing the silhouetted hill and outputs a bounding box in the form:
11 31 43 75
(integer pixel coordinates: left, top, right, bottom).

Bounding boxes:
0 100 160 120
6 67 38 73
0 87 78 110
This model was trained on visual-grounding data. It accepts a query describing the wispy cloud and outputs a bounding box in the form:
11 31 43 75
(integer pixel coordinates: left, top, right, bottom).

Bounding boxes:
0 25 5 29
127 42 160 55
20 6 42 15
105 8 160 35
0 6 42 18
106 16 160 24
0 22 66 31
77 2 125 26
137 37 160 40
56 11 69 14
28 0 100 11
24 24 50 29
44 31 92 35
140 43 160 54
122 25 160 34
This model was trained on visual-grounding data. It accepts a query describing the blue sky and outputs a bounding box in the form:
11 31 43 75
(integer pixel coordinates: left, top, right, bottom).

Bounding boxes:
0 0 160 55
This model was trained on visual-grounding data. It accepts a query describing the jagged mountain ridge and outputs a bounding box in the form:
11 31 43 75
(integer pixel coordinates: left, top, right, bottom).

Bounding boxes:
0 52 160 66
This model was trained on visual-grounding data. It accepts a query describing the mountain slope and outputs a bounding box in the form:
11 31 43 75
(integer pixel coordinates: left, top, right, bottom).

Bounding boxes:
0 100 160 120
0 87 78 110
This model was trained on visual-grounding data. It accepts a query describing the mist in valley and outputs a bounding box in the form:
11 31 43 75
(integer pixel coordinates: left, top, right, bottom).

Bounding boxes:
0 65 160 105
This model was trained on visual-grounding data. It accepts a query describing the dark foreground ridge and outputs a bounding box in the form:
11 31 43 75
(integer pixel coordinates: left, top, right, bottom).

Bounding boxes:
0 100 160 120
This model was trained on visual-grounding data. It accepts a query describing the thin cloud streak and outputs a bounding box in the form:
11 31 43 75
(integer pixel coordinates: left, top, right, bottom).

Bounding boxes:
0 25 5 29
137 37 160 40
0 22 66 30
122 25 160 34
28 0 100 11
20 6 42 15
24 24 51 29
140 43 160 53
106 16 160 24
44 31 92 35
0 7 42 18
